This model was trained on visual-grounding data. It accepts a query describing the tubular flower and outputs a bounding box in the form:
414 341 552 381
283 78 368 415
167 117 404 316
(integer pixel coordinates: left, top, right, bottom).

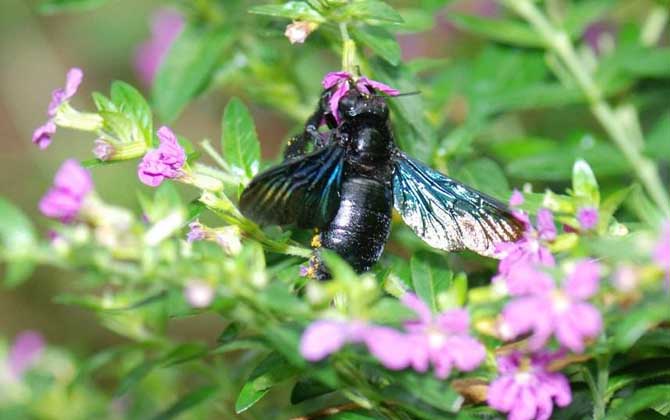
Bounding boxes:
321 71 399 124
32 68 83 149
500 260 602 352
39 159 93 223
487 351 572 420
299 319 368 362
138 126 186 187
399 293 485 378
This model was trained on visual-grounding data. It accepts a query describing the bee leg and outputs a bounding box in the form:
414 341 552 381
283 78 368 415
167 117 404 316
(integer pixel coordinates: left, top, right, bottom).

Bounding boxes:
283 98 335 161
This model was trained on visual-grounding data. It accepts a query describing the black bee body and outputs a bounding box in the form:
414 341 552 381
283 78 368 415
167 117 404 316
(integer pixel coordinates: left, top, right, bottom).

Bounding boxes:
317 108 396 277
239 82 524 280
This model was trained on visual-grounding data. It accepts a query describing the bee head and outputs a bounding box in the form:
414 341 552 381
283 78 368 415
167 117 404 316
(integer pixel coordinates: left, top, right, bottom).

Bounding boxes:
337 89 389 122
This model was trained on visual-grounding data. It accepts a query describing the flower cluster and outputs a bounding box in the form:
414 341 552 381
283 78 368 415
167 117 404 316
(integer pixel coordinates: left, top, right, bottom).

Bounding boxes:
32 68 83 149
301 293 485 379
39 159 93 223
137 126 186 187
321 71 399 124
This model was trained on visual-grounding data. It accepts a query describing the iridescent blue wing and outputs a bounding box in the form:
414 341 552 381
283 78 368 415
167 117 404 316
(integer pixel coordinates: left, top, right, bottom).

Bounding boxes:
393 152 523 257
239 145 344 228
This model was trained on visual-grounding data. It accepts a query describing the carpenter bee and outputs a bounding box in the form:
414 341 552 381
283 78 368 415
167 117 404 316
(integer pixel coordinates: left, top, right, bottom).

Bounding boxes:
240 75 523 279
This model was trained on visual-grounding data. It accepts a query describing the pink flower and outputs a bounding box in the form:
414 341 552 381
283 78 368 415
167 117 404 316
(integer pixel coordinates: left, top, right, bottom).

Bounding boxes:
32 121 57 150
583 21 617 56
39 159 93 223
32 68 83 149
501 261 602 352
300 319 367 361
320 71 399 124
7 331 45 379
137 126 186 187
493 206 557 295
509 189 524 207
487 351 572 420
400 293 486 378
284 21 318 44
299 318 416 371
134 8 184 86
48 68 83 117
184 279 214 308
577 207 598 231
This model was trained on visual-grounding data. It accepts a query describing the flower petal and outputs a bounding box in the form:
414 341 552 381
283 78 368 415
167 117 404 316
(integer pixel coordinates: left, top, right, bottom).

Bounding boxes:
509 189 524 207
401 293 432 324
54 159 94 198
536 209 556 241
564 259 601 299
355 77 400 96
364 326 411 370
436 308 469 334
445 335 485 371
8 331 45 378
328 81 350 124
322 71 351 89
300 320 349 361
32 120 57 150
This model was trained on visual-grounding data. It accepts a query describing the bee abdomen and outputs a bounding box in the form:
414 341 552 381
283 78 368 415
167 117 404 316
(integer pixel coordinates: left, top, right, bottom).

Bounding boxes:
317 176 392 277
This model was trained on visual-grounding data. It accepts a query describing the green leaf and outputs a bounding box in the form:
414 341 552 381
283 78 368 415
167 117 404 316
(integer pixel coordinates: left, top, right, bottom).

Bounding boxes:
448 13 543 47
572 159 600 206
351 25 401 66
344 0 404 24
39 0 107 14
290 378 333 404
151 385 219 420
563 0 616 38
217 322 241 344
221 98 261 179
645 112 670 160
160 343 209 367
249 1 324 21
614 300 670 350
115 360 157 397
235 352 300 413
153 24 233 122
604 385 670 420
110 81 153 144
320 250 358 284
410 253 453 313
615 48 670 78
0 198 36 287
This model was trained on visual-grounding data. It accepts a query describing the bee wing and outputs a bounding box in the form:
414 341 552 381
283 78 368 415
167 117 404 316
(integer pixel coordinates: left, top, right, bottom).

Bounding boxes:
392 152 523 257
239 145 344 228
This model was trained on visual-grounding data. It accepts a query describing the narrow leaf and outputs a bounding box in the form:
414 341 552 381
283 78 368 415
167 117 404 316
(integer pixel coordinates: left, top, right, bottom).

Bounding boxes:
151 385 219 420
448 13 544 47
410 254 453 313
221 98 261 179
351 25 401 66
604 385 670 420
153 24 232 122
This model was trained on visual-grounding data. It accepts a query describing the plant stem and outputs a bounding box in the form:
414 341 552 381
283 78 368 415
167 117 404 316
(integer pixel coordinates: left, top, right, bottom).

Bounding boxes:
339 22 357 73
503 0 670 217
593 355 610 420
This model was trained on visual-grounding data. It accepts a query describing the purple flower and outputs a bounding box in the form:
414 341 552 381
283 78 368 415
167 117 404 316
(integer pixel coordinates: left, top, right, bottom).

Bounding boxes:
32 68 83 149
93 139 115 161
509 189 524 207
186 220 206 243
493 207 557 295
501 261 602 352
583 21 617 56
487 351 572 420
577 207 598 231
300 319 367 361
32 120 57 150
320 71 399 124
138 126 186 187
39 159 93 223
48 68 83 117
135 8 184 86
7 331 45 379
399 294 486 378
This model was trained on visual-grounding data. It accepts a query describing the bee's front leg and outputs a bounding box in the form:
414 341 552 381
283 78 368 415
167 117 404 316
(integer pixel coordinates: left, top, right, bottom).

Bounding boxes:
283 93 337 161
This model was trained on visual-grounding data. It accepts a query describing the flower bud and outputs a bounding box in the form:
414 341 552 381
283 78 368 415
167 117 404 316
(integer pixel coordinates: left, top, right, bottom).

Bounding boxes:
284 21 318 44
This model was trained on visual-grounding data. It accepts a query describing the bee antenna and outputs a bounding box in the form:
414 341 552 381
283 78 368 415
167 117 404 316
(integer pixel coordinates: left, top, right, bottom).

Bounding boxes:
371 91 421 98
